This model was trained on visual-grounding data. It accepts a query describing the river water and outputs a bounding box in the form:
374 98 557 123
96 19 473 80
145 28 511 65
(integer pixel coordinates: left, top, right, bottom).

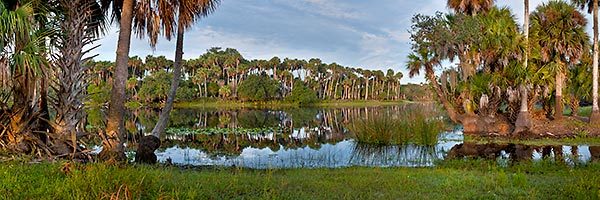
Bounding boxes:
87 103 600 168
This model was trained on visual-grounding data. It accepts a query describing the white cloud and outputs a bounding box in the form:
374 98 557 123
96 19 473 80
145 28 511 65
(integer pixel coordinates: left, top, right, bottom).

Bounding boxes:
276 0 364 20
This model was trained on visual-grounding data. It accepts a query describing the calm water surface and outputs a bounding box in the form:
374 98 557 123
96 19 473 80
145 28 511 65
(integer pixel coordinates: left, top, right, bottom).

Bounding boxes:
88 103 600 168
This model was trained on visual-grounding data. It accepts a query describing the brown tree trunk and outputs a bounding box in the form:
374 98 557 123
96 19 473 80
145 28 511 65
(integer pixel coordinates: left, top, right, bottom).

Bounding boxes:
100 0 135 162
426 72 460 123
555 72 563 120
138 7 186 164
151 19 185 138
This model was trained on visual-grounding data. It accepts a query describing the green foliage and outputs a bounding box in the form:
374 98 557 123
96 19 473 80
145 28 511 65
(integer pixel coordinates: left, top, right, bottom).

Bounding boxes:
175 80 196 101
218 85 231 99
86 81 110 106
238 74 280 101
166 127 282 135
138 71 196 103
138 71 171 102
285 80 319 105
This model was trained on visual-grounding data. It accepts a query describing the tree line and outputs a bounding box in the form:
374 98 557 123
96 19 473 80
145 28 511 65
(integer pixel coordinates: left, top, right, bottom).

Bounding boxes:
87 47 405 105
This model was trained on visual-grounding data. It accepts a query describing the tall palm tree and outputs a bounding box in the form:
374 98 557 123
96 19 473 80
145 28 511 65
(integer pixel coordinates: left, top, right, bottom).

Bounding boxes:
515 0 532 133
98 0 137 161
137 0 220 163
447 0 494 16
573 0 600 123
531 1 589 120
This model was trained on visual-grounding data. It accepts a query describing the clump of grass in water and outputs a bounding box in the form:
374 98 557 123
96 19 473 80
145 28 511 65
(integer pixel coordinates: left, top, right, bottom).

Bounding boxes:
348 112 442 146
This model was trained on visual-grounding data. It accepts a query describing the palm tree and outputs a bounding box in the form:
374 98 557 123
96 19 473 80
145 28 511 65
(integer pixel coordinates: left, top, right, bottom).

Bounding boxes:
407 48 460 122
99 0 137 161
447 0 494 16
142 0 220 163
531 1 589 120
51 0 105 156
515 0 532 133
573 0 600 123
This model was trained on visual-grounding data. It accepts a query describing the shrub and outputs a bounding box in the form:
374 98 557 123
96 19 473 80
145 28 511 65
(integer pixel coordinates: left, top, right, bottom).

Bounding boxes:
238 74 280 101
285 80 319 105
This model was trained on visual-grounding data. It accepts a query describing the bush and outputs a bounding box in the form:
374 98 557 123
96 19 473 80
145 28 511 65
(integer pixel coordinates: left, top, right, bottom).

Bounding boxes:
285 80 318 105
238 74 280 101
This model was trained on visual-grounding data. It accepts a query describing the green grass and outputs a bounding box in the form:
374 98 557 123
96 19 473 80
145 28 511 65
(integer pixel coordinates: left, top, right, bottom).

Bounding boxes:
563 106 592 117
348 113 442 145
1 160 599 199
174 99 411 109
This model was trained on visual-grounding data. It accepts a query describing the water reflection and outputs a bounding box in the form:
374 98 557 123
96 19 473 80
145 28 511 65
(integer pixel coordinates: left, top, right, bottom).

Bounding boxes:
447 142 600 165
348 144 440 167
155 139 456 169
85 103 600 168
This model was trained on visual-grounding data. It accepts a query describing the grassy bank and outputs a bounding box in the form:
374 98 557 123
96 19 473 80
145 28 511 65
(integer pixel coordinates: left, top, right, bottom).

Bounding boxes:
1 160 599 199
174 99 412 109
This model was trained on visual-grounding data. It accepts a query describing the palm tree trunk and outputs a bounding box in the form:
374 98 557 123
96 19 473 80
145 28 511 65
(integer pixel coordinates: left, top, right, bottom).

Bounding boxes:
152 20 185 138
137 7 186 164
426 72 460 123
515 0 531 134
364 79 369 100
591 0 600 124
555 71 564 120
100 0 135 162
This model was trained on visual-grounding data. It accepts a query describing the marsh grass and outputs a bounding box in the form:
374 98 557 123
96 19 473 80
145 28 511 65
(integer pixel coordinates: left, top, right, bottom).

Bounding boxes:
348 112 443 145
1 161 599 199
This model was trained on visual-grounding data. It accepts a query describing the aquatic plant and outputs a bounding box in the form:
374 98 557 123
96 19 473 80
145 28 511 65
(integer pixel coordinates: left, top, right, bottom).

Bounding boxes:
166 127 283 136
347 112 442 145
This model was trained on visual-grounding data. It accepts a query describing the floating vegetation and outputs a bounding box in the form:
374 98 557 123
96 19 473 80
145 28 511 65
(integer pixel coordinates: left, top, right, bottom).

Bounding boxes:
166 127 283 135
347 112 443 146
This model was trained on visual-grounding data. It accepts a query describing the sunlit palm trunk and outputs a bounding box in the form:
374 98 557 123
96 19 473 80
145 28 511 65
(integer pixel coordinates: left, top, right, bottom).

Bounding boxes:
555 71 564 120
101 0 135 161
364 78 369 100
591 0 600 124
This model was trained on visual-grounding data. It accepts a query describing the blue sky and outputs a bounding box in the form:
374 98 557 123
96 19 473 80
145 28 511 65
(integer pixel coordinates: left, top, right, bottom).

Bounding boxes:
92 0 576 84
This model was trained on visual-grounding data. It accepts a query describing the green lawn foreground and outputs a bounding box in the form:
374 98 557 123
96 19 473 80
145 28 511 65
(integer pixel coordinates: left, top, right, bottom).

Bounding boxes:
0 160 599 199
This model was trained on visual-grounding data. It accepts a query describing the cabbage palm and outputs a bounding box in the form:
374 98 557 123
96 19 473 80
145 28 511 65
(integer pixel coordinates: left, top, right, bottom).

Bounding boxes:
147 0 221 158
531 1 589 120
447 0 494 16
0 0 49 154
573 0 600 123
407 48 460 122
515 0 532 133
98 0 136 161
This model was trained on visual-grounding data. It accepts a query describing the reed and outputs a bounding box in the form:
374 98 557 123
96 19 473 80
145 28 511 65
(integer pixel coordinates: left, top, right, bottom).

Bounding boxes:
347 112 442 145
